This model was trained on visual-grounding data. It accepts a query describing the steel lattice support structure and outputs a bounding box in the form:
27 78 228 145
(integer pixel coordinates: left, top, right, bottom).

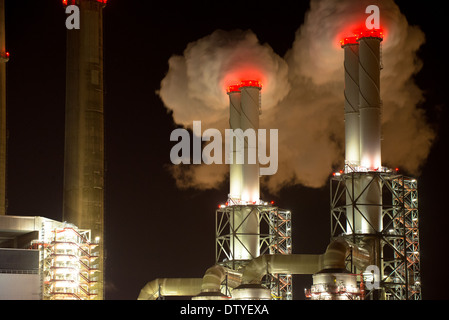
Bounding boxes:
31 225 99 300
384 176 421 300
215 204 292 299
330 169 421 300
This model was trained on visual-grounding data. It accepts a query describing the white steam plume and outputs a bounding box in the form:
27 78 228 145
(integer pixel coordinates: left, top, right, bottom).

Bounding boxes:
159 0 435 193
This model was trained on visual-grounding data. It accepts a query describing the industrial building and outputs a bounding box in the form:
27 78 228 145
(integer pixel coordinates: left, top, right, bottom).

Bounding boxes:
0 0 106 300
138 28 421 300
0 215 100 299
0 0 422 301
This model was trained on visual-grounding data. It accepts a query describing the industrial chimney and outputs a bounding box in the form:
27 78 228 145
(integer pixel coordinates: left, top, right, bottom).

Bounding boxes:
62 0 106 300
227 80 262 261
0 0 8 216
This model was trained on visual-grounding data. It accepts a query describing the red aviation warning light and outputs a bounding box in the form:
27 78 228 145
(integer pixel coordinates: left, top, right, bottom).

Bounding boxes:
227 84 241 94
227 80 262 94
239 80 262 89
0 51 9 63
340 28 384 47
340 36 358 48
62 0 108 5
356 28 384 41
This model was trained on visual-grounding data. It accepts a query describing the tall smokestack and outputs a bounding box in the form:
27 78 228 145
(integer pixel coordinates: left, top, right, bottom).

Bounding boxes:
0 0 7 216
357 29 383 235
341 36 360 168
358 29 383 171
240 80 261 203
340 30 384 235
228 85 242 201
341 36 361 234
227 80 262 261
62 0 106 299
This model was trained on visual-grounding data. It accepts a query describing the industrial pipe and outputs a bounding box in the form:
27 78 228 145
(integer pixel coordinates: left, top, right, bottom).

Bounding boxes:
137 278 203 300
138 266 243 300
198 265 242 293
321 238 370 270
240 238 370 284
193 265 243 300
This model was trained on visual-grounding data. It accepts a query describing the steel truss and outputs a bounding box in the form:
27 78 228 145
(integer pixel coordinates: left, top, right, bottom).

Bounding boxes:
330 169 421 300
33 227 100 300
215 204 292 299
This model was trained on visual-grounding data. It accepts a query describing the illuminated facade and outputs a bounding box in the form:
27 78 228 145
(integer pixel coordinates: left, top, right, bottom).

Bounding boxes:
0 215 97 300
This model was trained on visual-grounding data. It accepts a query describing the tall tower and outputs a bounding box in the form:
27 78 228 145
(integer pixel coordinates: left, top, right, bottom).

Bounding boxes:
216 80 293 299
330 29 421 300
62 0 106 299
227 80 261 261
0 0 8 216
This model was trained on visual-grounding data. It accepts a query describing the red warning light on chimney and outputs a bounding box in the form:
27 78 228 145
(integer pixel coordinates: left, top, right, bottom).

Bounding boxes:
62 0 107 5
227 80 262 93
356 28 384 41
340 36 358 47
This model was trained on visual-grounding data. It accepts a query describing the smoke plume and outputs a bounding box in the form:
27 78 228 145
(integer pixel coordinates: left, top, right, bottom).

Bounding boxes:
159 0 435 193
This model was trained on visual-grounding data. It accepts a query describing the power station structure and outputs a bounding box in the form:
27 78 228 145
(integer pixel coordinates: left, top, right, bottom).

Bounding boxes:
62 0 107 300
0 0 421 301
326 30 421 300
216 80 292 299
0 0 106 300
139 27 421 300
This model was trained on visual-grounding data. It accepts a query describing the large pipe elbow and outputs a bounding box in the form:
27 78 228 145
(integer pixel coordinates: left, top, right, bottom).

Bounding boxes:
137 278 203 300
241 254 322 284
200 265 227 293
322 238 370 271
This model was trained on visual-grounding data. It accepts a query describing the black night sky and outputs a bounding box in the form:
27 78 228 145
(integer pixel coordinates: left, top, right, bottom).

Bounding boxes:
3 0 448 301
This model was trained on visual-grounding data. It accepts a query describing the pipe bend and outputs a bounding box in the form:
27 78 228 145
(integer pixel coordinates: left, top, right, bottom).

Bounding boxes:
322 238 370 271
199 265 242 293
137 278 203 300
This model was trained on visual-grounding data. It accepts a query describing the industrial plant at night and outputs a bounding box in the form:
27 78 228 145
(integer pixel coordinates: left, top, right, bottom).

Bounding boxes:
0 0 105 300
139 27 420 300
0 0 446 304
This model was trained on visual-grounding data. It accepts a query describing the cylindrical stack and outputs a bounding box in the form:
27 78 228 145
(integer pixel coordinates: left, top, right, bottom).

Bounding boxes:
357 30 383 235
341 37 360 169
358 30 382 171
62 0 106 299
341 37 361 234
0 0 7 215
239 81 261 204
227 80 262 261
228 86 242 201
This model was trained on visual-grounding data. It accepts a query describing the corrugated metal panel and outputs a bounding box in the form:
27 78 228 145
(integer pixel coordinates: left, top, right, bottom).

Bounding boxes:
0 249 39 271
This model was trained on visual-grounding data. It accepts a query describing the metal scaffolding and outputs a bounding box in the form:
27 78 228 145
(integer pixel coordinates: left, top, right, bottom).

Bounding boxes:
330 168 421 300
215 204 292 299
32 226 100 300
